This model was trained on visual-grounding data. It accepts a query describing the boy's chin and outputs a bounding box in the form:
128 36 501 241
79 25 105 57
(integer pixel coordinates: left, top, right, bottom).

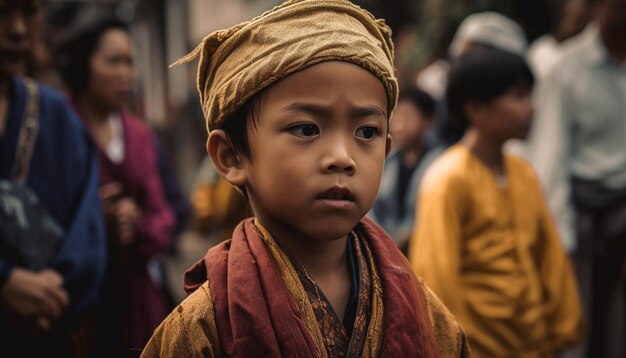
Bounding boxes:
515 125 532 140
304 221 360 242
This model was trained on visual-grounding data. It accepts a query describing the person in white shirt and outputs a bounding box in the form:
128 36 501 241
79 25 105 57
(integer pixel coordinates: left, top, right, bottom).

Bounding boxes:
527 0 626 356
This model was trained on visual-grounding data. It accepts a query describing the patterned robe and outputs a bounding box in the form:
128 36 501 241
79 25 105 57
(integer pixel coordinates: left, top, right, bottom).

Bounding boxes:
142 217 468 357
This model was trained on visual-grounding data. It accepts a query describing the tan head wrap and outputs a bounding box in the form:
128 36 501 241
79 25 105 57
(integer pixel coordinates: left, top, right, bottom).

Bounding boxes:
173 0 398 132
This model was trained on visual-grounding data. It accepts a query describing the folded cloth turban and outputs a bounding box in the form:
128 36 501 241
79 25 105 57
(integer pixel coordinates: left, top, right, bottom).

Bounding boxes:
172 0 398 132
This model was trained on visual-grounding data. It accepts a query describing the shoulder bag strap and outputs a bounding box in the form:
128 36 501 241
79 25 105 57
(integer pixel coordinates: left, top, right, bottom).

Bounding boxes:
11 77 40 184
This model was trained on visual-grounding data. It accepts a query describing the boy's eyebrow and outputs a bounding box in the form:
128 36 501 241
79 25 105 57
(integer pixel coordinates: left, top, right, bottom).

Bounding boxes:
350 106 387 119
282 103 332 117
281 103 387 119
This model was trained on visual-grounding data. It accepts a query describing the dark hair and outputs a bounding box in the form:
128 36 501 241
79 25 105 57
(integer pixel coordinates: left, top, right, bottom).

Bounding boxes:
56 17 129 93
445 46 534 141
220 92 264 162
398 86 436 119
218 92 265 199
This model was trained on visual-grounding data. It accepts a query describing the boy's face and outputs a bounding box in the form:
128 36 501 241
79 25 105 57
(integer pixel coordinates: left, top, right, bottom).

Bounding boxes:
474 85 534 142
390 99 432 151
242 61 390 242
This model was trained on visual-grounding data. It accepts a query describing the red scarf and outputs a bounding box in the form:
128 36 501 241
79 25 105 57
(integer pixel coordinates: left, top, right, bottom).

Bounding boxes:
184 217 439 357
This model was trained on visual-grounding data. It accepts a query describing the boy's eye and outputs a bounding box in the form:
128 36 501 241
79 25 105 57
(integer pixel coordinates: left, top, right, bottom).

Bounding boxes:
288 124 320 138
355 126 380 140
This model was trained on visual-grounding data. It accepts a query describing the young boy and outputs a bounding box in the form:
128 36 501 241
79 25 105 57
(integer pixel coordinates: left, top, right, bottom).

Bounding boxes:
142 1 468 357
370 86 440 253
408 46 582 357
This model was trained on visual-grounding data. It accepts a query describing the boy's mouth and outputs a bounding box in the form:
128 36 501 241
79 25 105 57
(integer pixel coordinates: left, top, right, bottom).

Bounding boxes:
316 187 355 201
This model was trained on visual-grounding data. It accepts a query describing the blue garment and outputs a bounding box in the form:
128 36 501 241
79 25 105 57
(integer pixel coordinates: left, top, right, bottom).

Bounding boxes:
369 148 440 246
0 76 106 315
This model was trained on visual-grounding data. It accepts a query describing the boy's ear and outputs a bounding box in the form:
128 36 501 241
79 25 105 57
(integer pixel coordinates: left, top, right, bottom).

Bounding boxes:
464 101 486 125
385 133 392 158
206 130 248 187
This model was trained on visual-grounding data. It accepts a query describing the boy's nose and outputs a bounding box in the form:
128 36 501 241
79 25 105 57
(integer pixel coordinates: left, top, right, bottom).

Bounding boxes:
322 141 356 175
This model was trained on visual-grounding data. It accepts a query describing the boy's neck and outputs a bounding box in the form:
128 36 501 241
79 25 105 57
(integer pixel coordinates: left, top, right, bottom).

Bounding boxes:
461 129 505 175
262 220 349 278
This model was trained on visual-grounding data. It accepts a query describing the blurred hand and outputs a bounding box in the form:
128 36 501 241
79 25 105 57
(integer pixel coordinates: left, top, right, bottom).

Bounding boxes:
100 182 141 245
99 181 124 213
0 268 70 331
114 197 141 245
35 315 52 332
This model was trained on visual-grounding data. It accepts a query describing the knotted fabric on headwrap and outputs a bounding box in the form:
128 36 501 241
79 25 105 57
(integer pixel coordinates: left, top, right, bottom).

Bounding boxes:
172 0 398 132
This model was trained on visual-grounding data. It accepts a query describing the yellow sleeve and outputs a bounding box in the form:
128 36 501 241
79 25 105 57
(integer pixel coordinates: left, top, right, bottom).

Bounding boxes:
533 181 583 350
409 172 468 320
141 282 220 357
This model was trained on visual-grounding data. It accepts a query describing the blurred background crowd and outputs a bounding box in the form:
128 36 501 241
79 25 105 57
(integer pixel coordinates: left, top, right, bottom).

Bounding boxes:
1 0 624 357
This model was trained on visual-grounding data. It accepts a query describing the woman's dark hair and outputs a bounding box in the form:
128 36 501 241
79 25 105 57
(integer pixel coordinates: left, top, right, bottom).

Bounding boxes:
445 45 535 142
56 17 129 93
398 86 436 119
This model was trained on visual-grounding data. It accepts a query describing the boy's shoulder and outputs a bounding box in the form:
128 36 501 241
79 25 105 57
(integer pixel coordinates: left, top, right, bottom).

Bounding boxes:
141 281 220 357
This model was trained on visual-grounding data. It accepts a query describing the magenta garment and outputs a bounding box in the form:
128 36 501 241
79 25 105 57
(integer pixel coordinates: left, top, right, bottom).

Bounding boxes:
96 110 175 349
98 111 174 259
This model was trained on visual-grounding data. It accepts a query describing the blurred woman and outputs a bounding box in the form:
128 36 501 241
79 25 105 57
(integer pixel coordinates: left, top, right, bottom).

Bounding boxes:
56 18 175 355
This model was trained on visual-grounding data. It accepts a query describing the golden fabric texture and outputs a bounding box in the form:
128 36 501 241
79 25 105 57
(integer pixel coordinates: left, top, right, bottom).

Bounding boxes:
409 145 582 357
140 282 220 358
140 279 468 358
421 280 471 358
172 0 398 132
142 218 468 357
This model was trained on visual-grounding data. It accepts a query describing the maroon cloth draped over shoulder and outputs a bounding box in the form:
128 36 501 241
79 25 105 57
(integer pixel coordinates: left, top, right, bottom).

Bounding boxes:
184 217 439 357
